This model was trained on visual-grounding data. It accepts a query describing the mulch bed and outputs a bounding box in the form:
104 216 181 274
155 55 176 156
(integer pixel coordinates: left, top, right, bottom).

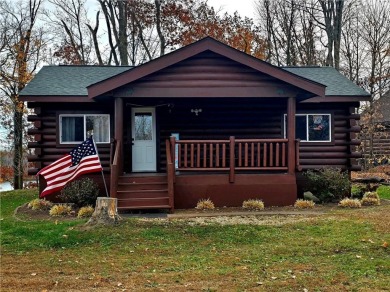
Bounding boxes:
13 203 79 221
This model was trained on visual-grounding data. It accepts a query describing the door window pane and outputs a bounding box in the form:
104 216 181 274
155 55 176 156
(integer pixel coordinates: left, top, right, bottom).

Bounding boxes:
135 113 152 140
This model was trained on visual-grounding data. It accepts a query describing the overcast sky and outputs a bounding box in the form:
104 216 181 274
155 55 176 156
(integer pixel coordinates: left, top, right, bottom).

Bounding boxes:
207 0 257 19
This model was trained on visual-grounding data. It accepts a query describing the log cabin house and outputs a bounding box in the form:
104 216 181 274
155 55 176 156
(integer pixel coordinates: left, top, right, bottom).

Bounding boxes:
20 37 370 212
361 91 390 164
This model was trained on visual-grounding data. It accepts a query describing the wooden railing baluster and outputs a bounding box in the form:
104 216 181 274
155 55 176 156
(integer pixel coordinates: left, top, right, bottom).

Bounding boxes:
263 143 267 167
216 144 220 167
190 143 194 167
197 143 200 167
244 143 248 167
210 144 213 168
184 144 188 167
270 143 273 167
222 144 226 167
238 143 242 167
251 142 254 167
203 144 207 168
276 143 280 166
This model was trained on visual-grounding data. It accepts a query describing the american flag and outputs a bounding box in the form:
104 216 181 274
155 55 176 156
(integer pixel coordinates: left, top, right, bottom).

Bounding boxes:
37 136 103 198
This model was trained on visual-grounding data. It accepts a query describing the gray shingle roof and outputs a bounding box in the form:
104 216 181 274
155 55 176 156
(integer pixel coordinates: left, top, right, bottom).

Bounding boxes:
283 66 370 96
20 64 369 97
20 65 132 96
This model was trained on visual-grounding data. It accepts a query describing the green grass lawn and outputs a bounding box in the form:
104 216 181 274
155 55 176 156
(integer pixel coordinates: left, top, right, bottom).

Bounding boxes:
1 189 389 291
377 185 390 199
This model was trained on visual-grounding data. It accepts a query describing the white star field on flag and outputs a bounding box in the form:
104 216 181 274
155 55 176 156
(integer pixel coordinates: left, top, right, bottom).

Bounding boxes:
70 138 97 166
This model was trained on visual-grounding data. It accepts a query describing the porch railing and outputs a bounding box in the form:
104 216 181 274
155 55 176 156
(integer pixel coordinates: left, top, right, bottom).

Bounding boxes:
169 136 297 183
110 139 122 198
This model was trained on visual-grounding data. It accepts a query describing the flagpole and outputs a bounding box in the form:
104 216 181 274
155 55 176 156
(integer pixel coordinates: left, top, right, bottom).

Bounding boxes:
91 135 109 197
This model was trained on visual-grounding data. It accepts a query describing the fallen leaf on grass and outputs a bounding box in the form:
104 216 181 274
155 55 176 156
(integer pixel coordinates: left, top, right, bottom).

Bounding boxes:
31 273 37 276
356 255 362 258
256 282 263 285
382 242 388 248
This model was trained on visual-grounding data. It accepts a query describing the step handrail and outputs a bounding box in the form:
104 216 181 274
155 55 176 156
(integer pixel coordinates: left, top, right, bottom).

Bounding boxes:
166 139 174 212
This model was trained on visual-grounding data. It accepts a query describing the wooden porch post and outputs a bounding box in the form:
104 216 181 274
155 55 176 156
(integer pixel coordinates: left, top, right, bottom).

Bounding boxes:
287 96 296 175
114 97 123 173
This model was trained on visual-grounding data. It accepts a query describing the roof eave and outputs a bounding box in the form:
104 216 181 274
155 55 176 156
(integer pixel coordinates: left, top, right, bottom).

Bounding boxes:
301 95 371 103
19 95 91 102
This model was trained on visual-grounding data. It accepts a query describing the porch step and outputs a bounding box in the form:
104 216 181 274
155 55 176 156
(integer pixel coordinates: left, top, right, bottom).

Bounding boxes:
116 175 171 210
117 182 167 191
117 189 169 198
118 174 167 184
117 197 170 208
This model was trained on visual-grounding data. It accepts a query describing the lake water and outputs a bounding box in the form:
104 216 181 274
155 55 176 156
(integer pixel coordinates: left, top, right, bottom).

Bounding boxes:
0 181 13 192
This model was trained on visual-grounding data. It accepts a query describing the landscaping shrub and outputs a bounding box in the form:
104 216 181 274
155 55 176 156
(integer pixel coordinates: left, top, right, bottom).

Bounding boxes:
242 199 264 210
195 198 215 210
338 198 361 208
59 178 100 207
77 206 95 218
294 199 315 209
49 204 72 216
361 192 380 206
351 184 366 199
304 168 350 203
27 198 53 210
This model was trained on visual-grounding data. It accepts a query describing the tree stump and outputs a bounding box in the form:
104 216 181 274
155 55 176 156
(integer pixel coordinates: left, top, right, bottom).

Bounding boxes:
86 197 121 226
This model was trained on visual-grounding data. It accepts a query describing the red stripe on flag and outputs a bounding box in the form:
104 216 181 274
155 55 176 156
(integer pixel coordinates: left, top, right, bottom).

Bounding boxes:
38 139 103 198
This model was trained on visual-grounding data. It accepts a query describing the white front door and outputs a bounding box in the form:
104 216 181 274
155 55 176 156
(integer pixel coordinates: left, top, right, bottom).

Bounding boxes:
131 107 156 172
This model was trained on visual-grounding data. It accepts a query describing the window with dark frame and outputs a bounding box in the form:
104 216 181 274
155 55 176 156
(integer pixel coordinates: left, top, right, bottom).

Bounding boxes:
59 114 110 144
284 114 331 142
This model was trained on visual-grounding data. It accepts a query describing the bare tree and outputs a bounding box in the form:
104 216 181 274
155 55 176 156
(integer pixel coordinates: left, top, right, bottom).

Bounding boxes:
359 0 390 160
315 0 345 70
98 0 129 65
47 0 94 64
255 0 322 66
0 0 46 189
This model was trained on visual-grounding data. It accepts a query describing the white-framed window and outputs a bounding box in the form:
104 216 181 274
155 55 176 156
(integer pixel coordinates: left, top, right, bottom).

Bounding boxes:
59 114 110 144
284 114 331 142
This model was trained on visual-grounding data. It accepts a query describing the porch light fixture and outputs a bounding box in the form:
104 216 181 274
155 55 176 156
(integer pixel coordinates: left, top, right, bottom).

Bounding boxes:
191 108 202 116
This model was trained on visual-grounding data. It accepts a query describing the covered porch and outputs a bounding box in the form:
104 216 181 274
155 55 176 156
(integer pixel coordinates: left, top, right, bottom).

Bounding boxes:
109 96 301 211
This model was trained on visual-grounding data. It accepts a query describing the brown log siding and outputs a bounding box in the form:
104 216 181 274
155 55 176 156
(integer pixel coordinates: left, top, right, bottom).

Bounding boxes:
27 102 114 175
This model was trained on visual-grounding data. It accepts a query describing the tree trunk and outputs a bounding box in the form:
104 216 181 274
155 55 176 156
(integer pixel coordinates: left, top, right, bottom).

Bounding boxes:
13 106 23 189
87 197 121 225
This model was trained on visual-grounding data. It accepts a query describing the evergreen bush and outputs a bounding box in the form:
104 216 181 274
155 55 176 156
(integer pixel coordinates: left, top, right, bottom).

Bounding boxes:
304 168 350 203
60 177 100 207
